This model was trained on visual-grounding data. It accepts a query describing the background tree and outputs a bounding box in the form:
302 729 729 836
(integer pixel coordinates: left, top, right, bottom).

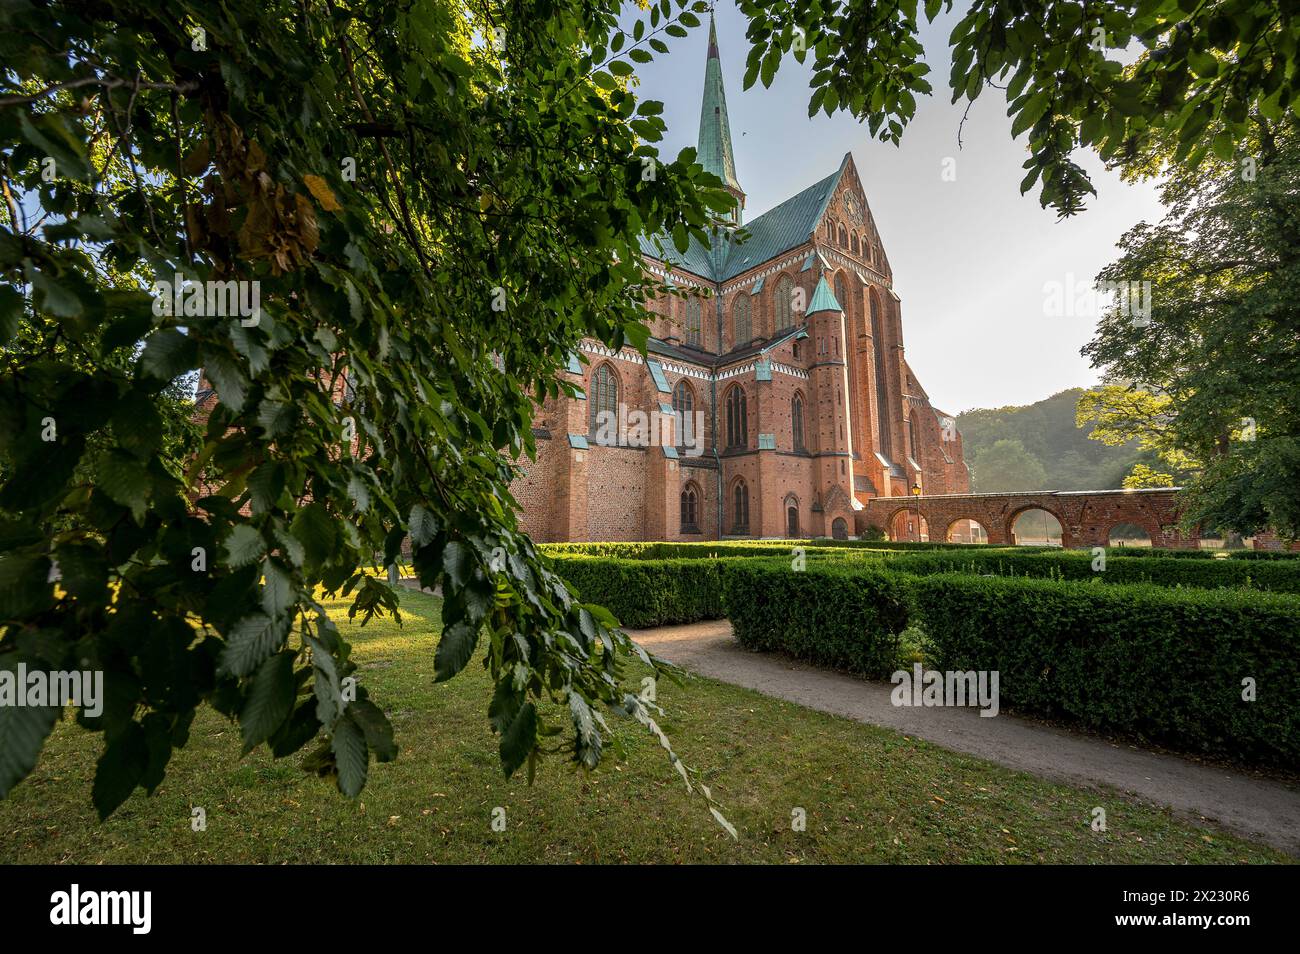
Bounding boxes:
971 438 1048 491
1082 127 1300 537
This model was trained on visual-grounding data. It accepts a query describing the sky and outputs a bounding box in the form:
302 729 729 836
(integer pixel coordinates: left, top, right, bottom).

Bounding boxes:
630 2 1168 414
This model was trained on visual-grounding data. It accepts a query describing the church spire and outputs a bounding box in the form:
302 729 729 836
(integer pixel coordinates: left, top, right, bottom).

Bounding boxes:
697 10 745 224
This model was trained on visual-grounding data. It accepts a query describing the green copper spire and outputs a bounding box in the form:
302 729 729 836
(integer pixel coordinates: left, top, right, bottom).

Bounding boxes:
807 275 843 314
697 11 744 221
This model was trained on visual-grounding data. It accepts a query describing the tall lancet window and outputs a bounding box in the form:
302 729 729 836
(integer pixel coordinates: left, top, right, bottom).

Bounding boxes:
733 295 751 346
685 296 702 348
775 275 794 331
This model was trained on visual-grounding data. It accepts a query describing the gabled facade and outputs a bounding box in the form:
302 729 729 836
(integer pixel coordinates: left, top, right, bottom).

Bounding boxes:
512 15 969 541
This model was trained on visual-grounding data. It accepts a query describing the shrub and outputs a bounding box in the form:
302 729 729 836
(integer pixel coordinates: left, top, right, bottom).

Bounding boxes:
909 573 1300 765
722 562 911 678
549 556 741 628
881 548 1300 593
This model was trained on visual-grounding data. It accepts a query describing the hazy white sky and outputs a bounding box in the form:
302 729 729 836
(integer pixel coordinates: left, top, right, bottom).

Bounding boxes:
632 3 1167 413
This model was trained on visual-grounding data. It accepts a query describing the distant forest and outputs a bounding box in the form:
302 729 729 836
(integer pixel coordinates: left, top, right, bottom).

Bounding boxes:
956 388 1171 493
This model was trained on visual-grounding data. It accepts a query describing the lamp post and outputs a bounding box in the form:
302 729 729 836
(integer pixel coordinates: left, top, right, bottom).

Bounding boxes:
910 482 922 542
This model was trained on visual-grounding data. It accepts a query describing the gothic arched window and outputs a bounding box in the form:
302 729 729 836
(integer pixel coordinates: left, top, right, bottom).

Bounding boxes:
732 479 750 533
672 379 695 447
680 483 700 532
870 292 892 453
774 275 794 331
725 384 747 449
590 362 619 437
684 296 702 348
792 392 805 452
834 273 847 315
733 295 752 346
838 225 848 248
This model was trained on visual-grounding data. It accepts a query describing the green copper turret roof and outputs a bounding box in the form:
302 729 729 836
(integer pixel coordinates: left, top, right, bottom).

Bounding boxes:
697 13 742 194
807 275 842 314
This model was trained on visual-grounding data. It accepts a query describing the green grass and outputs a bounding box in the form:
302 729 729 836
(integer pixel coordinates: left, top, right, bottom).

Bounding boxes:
0 589 1286 864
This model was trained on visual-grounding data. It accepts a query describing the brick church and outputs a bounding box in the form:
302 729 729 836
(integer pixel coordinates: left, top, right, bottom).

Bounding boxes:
513 15 969 542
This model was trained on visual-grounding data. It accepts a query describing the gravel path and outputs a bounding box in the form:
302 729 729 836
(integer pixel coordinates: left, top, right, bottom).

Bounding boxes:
629 619 1300 856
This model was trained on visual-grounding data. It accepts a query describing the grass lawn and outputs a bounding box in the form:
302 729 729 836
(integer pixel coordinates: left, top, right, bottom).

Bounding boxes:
0 588 1286 864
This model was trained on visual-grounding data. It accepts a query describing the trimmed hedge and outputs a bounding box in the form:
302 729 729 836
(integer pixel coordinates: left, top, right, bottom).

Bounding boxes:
541 541 803 560
722 562 910 678
549 555 745 628
911 572 1300 765
549 551 1300 763
880 548 1300 593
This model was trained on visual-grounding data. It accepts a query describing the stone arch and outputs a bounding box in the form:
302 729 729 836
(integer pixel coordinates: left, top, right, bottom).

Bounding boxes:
888 507 928 542
1008 505 1065 547
831 516 849 540
945 517 990 544
1106 520 1156 548
784 494 800 538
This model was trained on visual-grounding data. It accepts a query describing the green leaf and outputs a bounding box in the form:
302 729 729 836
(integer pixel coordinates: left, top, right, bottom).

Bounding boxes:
261 558 295 617
409 504 437 547
92 721 148 819
240 651 297 754
331 711 368 797
499 701 537 778
96 450 150 522
434 620 479 682
291 503 337 568
219 613 286 677
442 540 473 587
222 524 266 568
138 329 198 382
568 691 602 769
0 552 53 619
0 286 22 345
0 699 58 798
348 697 397 762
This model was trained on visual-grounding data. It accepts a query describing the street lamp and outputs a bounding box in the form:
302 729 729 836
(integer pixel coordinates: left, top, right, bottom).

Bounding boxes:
911 482 922 541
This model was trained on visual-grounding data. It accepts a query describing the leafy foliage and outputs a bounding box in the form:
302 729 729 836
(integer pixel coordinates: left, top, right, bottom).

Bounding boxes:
739 0 1300 216
0 0 736 819
958 388 1185 492
1082 129 1300 538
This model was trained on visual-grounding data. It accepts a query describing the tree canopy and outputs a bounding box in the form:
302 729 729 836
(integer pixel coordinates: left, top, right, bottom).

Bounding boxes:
0 0 734 819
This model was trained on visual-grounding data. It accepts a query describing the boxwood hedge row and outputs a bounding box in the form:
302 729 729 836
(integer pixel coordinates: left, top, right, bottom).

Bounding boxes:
721 562 911 678
548 555 755 628
546 551 1300 762
910 573 1300 765
879 548 1300 593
